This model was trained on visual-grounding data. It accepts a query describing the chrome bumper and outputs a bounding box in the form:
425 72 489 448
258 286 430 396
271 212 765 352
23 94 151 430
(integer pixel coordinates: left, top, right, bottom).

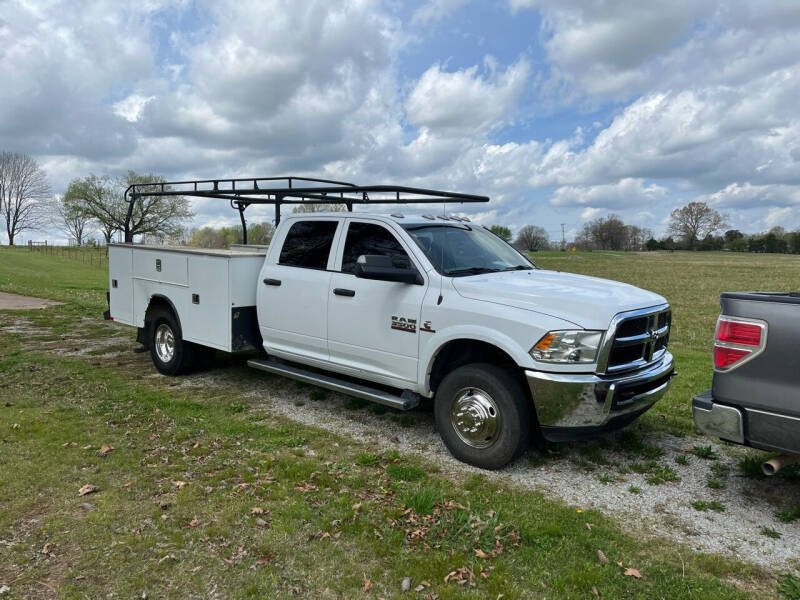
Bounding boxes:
525 352 675 437
692 390 744 444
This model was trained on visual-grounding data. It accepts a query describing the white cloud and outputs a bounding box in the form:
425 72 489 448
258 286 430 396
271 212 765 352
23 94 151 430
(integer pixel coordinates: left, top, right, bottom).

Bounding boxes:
5 0 800 244
411 0 470 25
550 179 667 208
405 59 529 136
763 206 793 229
113 94 155 122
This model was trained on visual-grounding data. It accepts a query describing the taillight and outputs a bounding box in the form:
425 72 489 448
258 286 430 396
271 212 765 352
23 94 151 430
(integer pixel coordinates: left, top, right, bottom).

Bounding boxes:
716 320 762 346
713 316 766 371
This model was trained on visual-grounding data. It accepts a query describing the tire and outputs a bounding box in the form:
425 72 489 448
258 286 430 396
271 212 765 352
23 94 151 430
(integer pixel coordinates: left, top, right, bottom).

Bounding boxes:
434 363 531 470
149 308 196 376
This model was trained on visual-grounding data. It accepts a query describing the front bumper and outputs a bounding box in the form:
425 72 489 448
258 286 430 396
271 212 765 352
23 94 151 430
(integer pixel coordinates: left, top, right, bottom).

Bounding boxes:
526 352 675 442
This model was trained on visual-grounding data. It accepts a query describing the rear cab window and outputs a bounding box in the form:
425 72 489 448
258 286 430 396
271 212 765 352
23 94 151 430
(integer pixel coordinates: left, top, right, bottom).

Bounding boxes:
278 220 339 270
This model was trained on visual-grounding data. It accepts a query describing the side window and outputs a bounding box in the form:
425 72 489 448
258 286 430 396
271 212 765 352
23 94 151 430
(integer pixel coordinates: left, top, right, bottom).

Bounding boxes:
279 220 338 270
341 222 412 274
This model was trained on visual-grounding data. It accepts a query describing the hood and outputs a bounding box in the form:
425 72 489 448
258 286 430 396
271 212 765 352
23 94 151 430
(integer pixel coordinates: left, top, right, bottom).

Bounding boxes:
452 269 667 330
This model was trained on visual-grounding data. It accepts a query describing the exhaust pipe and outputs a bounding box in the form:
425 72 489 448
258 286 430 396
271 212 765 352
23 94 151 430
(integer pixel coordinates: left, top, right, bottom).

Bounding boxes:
761 454 800 476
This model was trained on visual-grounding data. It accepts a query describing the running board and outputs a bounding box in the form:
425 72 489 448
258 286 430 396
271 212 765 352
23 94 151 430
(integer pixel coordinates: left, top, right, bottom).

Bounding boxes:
247 358 421 411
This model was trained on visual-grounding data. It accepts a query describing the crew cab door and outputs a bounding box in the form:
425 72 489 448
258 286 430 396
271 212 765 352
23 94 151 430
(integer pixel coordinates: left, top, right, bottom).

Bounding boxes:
257 218 342 365
327 219 427 385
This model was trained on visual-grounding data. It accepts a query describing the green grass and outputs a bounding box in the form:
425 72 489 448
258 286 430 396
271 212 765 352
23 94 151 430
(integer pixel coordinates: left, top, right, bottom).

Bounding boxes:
776 505 800 524
630 461 681 485
692 501 726 513
693 445 718 460
0 246 794 598
779 574 800 600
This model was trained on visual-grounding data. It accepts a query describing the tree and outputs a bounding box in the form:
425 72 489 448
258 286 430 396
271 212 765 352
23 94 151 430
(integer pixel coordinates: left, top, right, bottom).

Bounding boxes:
0 151 51 245
576 215 628 250
247 222 275 245
292 202 347 213
72 171 193 242
667 202 726 248
489 225 512 242
514 225 550 251
120 171 193 241
60 182 99 245
188 222 274 249
64 175 125 243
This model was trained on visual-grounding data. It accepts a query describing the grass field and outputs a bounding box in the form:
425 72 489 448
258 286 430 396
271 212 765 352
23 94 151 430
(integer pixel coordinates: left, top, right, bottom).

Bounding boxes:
1 246 799 598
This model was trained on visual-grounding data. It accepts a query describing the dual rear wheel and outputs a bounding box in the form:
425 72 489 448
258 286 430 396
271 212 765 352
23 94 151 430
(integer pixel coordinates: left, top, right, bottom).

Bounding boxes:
148 308 199 376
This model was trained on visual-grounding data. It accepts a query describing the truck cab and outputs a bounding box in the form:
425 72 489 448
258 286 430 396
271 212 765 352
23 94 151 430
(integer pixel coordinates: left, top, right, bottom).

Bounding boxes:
108 177 676 469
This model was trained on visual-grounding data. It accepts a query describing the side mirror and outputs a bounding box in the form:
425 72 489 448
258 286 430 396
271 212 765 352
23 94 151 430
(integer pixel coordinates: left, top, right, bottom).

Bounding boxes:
354 255 423 284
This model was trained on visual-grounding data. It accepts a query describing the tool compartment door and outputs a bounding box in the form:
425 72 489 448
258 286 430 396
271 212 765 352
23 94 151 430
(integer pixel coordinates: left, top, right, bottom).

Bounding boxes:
184 255 230 350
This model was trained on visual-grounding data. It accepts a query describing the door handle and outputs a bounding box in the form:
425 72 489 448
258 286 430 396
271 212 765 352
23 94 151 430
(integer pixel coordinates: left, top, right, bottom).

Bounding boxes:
333 288 355 297
263 278 282 286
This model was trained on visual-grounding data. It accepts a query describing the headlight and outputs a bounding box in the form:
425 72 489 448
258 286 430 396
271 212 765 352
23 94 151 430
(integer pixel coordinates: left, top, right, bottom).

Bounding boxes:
530 330 603 364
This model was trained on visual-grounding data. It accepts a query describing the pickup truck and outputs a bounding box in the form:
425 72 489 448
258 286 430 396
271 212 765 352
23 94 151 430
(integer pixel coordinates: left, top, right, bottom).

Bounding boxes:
107 177 676 469
693 292 800 475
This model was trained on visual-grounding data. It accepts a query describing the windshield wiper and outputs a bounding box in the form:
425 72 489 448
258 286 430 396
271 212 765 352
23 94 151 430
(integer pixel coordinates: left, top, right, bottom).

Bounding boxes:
445 267 500 277
500 265 533 271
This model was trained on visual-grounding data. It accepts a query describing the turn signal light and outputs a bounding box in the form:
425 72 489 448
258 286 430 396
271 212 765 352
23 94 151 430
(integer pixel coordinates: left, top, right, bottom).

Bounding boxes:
712 316 766 371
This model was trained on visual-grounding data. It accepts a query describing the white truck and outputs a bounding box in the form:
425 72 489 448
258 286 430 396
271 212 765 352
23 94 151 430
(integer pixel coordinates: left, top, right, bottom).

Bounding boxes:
107 177 675 469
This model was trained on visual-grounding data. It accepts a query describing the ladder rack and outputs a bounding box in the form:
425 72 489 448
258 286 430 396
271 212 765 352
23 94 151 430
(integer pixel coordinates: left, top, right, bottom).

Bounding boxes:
123 175 490 243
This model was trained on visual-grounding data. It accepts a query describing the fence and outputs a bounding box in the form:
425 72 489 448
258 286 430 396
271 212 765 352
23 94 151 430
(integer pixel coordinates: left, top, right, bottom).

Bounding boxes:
26 242 109 269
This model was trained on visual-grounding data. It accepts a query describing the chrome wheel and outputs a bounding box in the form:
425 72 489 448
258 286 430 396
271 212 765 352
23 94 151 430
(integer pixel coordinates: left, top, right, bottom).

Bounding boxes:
450 387 502 449
154 323 175 363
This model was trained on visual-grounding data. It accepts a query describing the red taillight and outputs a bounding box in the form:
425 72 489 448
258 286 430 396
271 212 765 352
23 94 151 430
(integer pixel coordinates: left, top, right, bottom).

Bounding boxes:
716 320 762 346
713 346 749 368
712 316 766 370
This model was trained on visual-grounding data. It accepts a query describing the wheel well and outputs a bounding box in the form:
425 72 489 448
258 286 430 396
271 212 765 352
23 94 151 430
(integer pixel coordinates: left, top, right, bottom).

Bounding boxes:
428 339 520 394
428 338 544 450
140 296 180 346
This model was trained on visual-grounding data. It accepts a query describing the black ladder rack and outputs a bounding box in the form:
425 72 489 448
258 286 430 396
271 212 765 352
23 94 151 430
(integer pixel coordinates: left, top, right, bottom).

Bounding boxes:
123 175 489 243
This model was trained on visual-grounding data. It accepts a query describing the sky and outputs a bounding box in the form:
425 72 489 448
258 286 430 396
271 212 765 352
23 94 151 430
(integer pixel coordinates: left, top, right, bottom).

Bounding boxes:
2 0 800 243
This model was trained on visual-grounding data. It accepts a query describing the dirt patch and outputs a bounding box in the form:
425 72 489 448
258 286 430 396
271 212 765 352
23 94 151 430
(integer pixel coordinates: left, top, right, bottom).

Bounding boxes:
0 292 62 310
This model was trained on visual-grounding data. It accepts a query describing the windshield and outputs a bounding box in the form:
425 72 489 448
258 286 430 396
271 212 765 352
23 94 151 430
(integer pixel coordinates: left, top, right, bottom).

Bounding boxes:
403 224 535 277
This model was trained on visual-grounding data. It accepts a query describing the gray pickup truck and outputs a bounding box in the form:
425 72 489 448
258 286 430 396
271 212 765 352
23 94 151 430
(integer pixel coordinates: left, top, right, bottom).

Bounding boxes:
693 292 800 475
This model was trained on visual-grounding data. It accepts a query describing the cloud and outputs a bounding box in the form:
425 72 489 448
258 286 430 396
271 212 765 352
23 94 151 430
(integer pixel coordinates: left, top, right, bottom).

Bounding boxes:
4 0 800 244
411 0 471 26
698 182 800 208
113 95 155 122
550 179 667 208
405 59 529 136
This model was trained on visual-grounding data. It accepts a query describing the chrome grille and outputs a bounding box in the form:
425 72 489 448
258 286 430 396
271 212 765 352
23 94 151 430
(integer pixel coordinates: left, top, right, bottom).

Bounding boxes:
599 305 671 374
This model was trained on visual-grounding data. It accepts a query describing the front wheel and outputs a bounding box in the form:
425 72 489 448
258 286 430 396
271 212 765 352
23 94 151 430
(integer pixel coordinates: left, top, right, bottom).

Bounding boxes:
434 363 531 470
149 309 196 376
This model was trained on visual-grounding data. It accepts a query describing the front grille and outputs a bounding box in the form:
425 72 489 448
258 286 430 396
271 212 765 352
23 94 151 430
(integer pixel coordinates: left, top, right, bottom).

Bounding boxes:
604 307 671 374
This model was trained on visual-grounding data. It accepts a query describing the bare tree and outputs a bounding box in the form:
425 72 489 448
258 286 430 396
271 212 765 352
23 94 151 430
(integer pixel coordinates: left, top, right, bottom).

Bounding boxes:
514 225 550 251
668 201 726 248
0 151 51 245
